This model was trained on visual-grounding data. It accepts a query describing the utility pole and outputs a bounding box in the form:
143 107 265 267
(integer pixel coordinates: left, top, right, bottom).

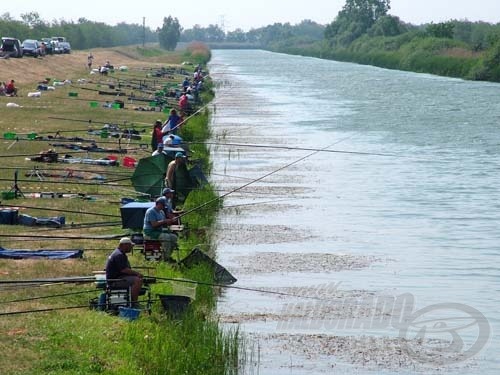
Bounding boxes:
143 17 146 47
218 15 226 33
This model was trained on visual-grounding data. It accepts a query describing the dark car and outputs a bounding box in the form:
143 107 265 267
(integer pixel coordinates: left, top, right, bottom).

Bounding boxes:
21 39 42 57
59 41 71 54
0 37 23 58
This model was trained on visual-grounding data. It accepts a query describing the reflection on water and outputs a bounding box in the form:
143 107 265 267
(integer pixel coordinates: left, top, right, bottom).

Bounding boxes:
209 50 500 374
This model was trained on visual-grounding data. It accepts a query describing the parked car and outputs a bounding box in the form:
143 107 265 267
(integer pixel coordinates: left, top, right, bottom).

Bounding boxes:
51 36 66 43
21 39 42 57
0 37 23 58
59 41 71 54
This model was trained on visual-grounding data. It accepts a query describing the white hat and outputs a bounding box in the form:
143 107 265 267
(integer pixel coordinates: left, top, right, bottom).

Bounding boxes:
119 237 135 245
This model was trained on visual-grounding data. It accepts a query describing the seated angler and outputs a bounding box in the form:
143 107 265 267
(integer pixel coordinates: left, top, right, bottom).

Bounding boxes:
105 237 143 305
143 197 178 262
161 187 182 225
152 142 165 156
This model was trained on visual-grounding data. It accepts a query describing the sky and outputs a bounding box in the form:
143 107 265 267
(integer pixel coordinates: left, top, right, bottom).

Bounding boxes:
2 0 500 32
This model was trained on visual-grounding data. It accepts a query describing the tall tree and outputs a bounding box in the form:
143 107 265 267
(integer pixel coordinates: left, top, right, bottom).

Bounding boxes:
426 22 455 39
158 16 181 50
20 11 46 29
325 0 390 45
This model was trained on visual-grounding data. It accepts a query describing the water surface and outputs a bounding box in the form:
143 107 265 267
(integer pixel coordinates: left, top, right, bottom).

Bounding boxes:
208 50 499 374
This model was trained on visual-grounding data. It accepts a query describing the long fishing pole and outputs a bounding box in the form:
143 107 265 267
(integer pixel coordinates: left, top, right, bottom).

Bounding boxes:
0 304 89 316
0 204 121 218
0 149 127 158
0 221 121 232
2 290 97 305
47 116 150 128
0 233 128 241
155 277 323 300
5 137 143 148
0 276 97 285
0 177 124 187
0 275 325 302
192 141 398 158
36 220 123 230
18 189 123 196
179 141 339 219
5 165 132 177
169 101 211 133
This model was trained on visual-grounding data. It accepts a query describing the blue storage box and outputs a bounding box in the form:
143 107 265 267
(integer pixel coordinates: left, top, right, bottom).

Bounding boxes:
118 306 141 321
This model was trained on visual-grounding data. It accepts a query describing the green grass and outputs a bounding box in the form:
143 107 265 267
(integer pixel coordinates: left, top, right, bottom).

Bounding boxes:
0 44 243 375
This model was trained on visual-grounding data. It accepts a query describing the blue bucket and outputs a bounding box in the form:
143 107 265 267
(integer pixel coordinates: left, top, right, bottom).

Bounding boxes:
118 306 141 321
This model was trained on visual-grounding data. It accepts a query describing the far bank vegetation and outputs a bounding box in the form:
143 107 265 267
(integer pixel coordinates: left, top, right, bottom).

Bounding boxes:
180 0 500 83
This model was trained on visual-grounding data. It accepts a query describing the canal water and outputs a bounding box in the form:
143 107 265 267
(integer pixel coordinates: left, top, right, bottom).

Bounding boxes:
208 50 499 374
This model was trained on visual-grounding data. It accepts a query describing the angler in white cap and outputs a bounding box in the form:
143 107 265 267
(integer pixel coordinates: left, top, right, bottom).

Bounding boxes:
105 237 143 304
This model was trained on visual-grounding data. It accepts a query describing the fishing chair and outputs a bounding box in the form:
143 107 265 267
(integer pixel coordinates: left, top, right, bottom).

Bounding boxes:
142 240 162 261
142 238 180 262
94 275 152 313
105 282 152 312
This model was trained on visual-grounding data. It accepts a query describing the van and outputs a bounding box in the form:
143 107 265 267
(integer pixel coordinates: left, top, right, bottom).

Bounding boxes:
51 36 66 43
0 37 23 58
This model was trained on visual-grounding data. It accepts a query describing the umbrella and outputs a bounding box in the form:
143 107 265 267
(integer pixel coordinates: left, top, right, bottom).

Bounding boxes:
131 155 172 196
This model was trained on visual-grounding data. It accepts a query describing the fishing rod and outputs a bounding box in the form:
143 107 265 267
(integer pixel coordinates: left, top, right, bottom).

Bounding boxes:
168 101 211 133
192 141 399 158
0 304 89 316
0 204 121 218
221 198 299 209
47 116 151 129
0 149 119 158
2 289 97 305
4 135 119 146
39 220 123 230
179 141 340 220
50 99 154 114
1 146 146 158
0 177 121 187
0 276 97 285
0 275 325 302
210 172 257 181
0 234 127 240
5 165 132 177
114 72 182 82
7 127 135 138
154 277 323 301
20 187 127 196
180 198 304 214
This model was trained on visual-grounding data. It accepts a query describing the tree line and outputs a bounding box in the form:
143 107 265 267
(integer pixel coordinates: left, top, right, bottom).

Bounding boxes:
180 20 325 49
179 0 500 82
319 0 500 81
0 12 179 50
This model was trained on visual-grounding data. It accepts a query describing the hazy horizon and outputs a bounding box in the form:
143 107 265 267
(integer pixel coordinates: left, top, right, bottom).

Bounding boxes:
2 0 499 32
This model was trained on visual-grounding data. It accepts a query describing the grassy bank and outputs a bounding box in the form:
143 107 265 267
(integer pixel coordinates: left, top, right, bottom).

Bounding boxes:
0 44 241 374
